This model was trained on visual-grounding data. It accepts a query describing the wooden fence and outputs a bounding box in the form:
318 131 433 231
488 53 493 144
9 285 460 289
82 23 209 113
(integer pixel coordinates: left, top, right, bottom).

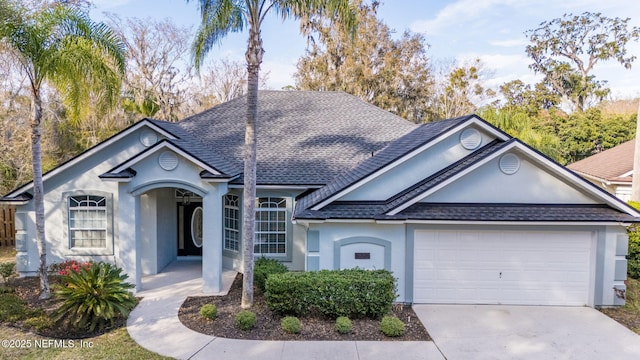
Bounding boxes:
0 206 15 247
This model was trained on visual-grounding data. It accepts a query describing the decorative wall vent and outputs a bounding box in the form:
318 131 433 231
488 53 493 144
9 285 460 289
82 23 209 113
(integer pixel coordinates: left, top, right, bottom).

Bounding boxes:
499 153 520 175
158 151 179 171
459 128 482 150
139 130 158 147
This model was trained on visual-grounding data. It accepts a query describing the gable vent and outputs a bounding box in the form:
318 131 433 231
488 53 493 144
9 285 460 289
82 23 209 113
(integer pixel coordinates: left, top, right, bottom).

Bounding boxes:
139 130 158 147
459 128 482 150
499 153 520 175
159 151 179 171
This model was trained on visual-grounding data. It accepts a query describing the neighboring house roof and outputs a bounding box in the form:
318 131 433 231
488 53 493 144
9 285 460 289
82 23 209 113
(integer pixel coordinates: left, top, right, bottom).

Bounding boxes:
176 91 418 186
567 140 634 184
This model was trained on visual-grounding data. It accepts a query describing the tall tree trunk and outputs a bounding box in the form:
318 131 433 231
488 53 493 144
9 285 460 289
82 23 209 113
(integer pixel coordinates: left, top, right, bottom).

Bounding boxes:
632 99 640 202
241 25 263 309
31 88 50 299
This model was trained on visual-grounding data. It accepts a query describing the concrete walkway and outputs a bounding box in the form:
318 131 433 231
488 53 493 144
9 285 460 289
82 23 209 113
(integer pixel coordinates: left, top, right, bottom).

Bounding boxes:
127 261 443 360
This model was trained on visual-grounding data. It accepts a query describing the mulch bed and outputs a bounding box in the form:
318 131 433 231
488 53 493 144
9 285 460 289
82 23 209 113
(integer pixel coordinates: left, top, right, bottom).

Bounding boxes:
179 274 430 341
6 276 127 339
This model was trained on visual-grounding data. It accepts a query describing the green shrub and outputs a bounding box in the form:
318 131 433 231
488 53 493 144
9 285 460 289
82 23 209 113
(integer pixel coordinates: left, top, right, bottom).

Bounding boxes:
265 269 396 318
335 316 352 334
0 285 13 294
0 292 28 323
629 225 640 279
53 262 136 331
200 304 217 320
254 257 288 293
281 316 301 334
0 262 15 283
24 315 54 332
380 315 405 337
235 310 257 331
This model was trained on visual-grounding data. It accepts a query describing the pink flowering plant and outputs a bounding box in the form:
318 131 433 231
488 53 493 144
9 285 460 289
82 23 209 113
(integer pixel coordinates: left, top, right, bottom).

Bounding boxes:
50 260 92 276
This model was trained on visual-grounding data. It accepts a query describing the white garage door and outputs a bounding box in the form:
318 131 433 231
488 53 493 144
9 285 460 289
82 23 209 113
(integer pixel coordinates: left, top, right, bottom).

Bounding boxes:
413 229 593 305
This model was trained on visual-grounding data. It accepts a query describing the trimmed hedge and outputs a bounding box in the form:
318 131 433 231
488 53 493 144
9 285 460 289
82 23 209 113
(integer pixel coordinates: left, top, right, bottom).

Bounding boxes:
627 202 640 279
254 257 288 293
629 225 640 279
265 269 396 319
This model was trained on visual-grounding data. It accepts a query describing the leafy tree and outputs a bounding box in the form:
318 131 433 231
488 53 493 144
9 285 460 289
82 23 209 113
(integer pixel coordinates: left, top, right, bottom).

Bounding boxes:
434 58 495 119
478 107 562 162
110 16 194 121
188 0 356 308
0 0 125 298
525 12 640 112
499 80 560 115
294 0 434 123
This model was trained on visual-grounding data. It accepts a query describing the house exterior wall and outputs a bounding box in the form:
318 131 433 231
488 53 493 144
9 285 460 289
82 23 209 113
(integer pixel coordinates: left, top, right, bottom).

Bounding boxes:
424 154 598 204
339 126 497 201
307 222 407 302
14 128 153 276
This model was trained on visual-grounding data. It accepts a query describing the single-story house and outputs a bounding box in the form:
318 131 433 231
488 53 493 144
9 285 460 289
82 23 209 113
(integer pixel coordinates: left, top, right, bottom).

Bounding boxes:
2 91 638 307
567 140 634 202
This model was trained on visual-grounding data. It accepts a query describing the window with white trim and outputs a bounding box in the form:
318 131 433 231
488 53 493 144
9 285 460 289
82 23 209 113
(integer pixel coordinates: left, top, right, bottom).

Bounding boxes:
68 195 107 248
254 197 287 255
224 194 240 252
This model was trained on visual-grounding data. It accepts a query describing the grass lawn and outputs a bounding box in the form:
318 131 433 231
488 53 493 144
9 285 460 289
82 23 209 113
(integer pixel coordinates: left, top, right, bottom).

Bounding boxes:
0 246 15 263
601 277 640 335
0 325 171 360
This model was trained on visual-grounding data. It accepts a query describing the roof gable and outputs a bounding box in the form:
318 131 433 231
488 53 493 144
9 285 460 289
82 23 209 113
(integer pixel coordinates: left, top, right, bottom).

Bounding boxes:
294 116 640 222
301 115 510 211
3 119 176 198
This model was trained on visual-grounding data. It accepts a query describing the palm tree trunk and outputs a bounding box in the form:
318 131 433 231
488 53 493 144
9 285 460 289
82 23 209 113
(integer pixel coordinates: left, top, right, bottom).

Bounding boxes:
241 25 263 309
632 99 640 201
31 88 50 299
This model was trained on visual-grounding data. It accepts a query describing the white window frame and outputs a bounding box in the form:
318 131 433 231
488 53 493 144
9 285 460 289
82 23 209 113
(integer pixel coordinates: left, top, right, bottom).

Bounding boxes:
62 191 114 256
68 195 107 248
223 194 240 252
254 197 288 256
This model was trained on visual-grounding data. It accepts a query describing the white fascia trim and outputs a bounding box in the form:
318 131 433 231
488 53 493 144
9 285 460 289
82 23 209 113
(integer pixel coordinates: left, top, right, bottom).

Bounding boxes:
402 220 631 226
100 178 132 183
5 119 176 197
111 141 221 176
228 185 322 190
311 116 509 211
386 141 519 215
620 170 633 178
387 140 640 217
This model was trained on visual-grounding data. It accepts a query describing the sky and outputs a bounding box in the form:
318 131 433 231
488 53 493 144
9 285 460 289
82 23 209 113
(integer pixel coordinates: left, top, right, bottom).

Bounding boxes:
90 0 640 99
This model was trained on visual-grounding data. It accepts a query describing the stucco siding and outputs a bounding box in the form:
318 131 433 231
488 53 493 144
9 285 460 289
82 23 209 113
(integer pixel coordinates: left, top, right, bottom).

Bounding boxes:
308 223 407 302
339 127 497 201
424 154 598 204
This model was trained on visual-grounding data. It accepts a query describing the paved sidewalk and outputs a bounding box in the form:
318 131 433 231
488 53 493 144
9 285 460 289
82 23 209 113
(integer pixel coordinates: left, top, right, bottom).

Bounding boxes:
127 261 443 360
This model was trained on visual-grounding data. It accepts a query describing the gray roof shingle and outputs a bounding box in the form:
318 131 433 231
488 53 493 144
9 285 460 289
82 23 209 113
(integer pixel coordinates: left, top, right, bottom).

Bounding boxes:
295 203 638 223
174 91 418 185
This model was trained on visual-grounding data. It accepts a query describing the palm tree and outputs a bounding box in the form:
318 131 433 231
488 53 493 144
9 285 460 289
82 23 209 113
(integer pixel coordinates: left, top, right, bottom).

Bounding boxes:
0 1 125 298
189 0 356 308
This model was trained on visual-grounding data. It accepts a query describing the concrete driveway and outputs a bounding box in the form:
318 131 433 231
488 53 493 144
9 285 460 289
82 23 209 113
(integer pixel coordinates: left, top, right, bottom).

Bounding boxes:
414 305 640 360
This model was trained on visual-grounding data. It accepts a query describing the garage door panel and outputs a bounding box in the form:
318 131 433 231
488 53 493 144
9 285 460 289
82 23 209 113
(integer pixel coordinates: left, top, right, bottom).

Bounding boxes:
413 230 592 306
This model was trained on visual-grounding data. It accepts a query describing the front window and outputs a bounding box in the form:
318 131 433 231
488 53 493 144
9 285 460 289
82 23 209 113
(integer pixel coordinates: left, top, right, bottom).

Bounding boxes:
254 197 287 255
224 195 240 251
68 195 107 248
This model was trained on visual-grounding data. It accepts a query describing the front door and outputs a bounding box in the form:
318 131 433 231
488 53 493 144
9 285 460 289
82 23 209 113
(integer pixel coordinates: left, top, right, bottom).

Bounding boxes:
178 202 203 256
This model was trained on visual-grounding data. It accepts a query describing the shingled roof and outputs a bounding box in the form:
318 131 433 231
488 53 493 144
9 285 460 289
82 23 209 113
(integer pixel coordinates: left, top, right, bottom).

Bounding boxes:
174 91 418 185
567 140 634 183
295 115 476 212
